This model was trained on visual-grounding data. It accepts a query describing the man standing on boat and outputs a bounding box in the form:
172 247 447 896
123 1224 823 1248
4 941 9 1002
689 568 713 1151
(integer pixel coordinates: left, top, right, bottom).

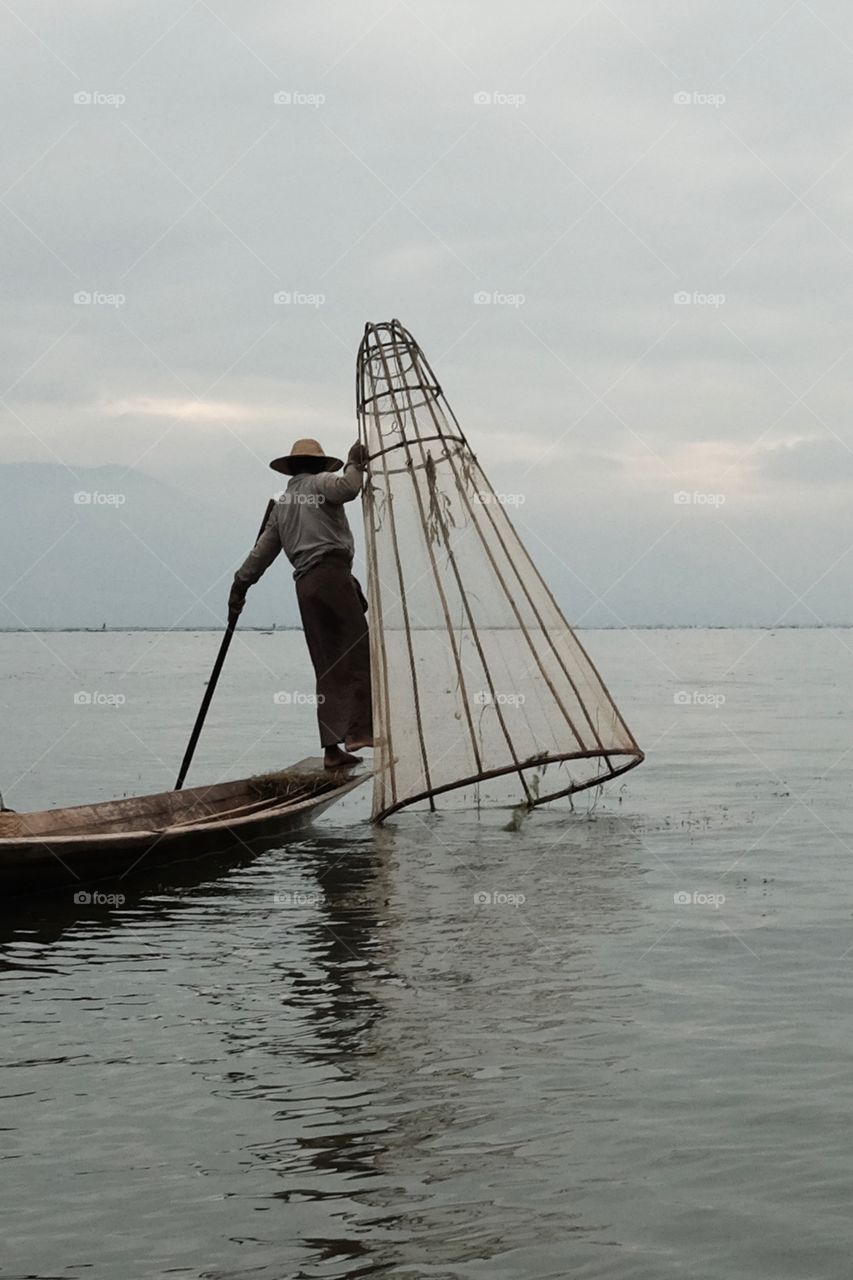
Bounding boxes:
228 438 374 771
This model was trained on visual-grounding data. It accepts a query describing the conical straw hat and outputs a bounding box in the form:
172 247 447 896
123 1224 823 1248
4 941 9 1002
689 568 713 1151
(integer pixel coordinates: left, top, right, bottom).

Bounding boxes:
269 438 343 475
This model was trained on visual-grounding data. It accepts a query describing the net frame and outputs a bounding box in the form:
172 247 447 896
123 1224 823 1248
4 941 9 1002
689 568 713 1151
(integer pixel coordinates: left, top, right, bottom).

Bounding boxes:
357 318 644 822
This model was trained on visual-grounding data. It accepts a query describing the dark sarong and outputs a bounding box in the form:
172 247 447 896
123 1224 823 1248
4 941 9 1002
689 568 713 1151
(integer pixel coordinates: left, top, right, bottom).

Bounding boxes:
296 552 373 748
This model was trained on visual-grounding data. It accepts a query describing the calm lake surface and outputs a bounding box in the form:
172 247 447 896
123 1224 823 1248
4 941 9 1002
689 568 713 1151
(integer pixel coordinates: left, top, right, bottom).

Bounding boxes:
1 628 852 1279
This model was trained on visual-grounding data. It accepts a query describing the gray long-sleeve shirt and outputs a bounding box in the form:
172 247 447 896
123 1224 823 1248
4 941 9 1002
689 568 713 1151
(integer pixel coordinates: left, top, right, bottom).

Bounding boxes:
234 463 364 584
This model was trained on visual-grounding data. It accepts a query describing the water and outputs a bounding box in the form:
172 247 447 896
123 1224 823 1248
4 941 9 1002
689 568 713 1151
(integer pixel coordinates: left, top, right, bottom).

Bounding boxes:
1 629 852 1279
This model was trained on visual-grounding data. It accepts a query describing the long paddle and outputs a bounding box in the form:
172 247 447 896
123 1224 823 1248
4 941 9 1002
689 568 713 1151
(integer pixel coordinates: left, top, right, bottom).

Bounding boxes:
174 499 275 791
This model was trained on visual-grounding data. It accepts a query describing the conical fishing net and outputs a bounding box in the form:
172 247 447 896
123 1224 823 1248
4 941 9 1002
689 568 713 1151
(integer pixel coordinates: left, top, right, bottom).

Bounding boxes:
357 320 643 821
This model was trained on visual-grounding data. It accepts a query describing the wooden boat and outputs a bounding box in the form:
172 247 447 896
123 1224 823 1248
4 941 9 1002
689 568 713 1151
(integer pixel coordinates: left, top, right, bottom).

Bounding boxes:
0 759 368 897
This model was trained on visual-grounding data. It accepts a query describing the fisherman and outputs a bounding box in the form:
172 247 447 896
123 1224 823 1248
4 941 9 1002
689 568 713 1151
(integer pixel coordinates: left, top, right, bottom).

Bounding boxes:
228 438 374 770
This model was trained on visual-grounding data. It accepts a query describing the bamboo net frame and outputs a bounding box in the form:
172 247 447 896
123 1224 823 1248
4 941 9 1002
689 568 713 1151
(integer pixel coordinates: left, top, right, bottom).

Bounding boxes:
357 319 644 822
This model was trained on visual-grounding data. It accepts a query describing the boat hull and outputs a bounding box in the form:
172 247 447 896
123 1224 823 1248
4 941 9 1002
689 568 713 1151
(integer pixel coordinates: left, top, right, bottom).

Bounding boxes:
0 760 367 898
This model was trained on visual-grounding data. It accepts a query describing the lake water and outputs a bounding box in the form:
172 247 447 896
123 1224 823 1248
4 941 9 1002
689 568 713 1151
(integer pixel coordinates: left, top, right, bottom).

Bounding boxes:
1 628 852 1279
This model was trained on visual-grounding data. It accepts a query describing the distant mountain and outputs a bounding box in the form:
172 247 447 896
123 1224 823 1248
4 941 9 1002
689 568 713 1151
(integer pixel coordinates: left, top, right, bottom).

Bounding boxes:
0 463 304 630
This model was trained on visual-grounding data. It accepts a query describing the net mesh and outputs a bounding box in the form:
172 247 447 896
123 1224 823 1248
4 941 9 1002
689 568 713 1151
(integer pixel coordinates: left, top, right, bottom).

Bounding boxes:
357 319 643 821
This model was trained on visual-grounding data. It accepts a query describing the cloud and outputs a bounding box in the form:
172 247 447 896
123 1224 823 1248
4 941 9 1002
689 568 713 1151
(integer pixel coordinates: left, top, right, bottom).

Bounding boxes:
756 436 853 485
101 396 279 423
2 0 853 624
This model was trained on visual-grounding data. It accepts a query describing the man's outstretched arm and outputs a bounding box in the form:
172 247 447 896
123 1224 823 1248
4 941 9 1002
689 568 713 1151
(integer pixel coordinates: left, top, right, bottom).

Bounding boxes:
316 442 367 505
229 512 281 617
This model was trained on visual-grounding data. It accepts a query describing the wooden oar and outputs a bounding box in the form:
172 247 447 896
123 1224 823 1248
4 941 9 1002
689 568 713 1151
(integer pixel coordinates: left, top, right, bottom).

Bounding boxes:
174 499 275 791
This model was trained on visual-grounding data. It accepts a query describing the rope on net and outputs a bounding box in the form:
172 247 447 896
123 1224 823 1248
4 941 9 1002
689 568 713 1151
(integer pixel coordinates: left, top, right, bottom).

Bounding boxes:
357 318 644 822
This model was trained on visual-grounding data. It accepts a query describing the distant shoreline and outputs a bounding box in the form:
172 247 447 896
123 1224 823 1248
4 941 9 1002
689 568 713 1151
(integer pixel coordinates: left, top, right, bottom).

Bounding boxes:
0 625 848 634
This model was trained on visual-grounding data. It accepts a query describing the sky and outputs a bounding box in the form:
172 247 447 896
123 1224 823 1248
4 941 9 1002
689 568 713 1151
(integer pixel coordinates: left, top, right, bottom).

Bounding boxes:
2 0 853 629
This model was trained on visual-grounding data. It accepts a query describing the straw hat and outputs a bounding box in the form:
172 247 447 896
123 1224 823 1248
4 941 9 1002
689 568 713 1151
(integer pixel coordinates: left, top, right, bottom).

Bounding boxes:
269 438 343 476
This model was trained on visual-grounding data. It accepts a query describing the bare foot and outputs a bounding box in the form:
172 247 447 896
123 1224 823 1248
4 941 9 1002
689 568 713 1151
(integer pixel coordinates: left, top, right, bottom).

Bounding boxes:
324 745 363 769
345 736 375 751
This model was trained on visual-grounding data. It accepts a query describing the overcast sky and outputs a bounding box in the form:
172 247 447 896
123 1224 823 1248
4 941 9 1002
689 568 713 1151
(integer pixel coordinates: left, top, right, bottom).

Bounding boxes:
2 0 853 629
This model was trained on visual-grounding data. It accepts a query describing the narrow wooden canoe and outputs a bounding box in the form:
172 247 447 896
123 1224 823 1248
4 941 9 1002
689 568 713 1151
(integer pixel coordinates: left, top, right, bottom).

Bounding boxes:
0 758 368 897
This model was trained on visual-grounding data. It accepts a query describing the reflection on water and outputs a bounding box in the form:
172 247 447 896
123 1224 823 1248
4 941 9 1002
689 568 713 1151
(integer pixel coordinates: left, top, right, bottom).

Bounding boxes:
2 813 651 1280
3 631 853 1277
